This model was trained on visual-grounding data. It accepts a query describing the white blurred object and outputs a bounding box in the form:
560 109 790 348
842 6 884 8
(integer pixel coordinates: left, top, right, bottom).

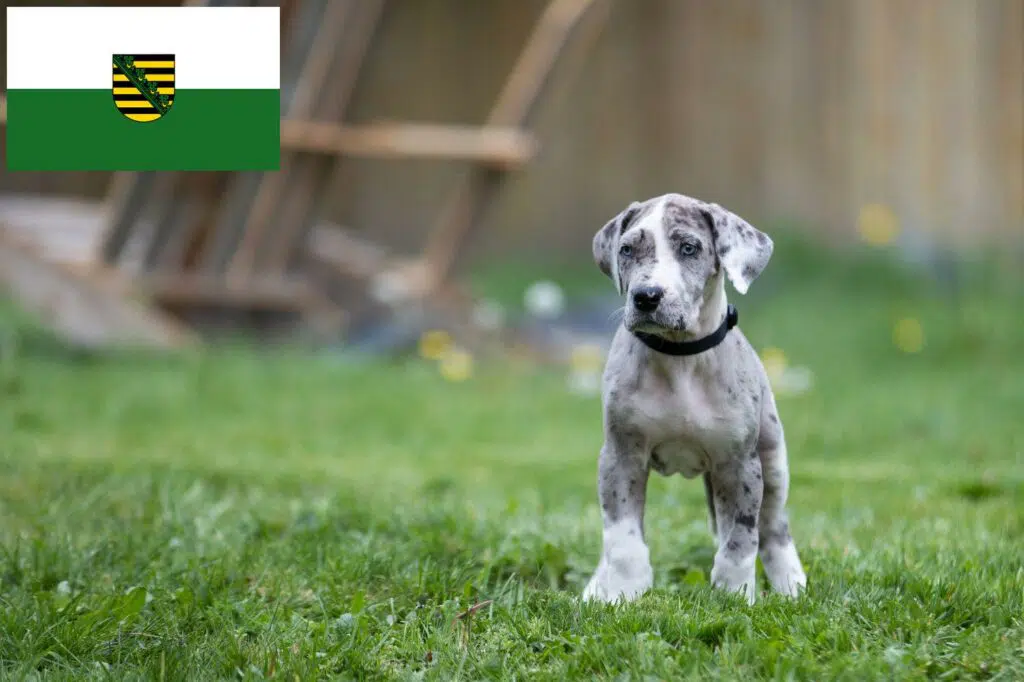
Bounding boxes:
523 280 566 319
369 270 408 305
368 261 432 306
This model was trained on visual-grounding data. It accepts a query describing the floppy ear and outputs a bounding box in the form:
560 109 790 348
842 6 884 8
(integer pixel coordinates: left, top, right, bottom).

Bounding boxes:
592 203 639 294
700 203 773 295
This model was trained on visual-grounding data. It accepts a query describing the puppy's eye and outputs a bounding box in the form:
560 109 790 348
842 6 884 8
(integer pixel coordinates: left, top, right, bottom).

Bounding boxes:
680 242 698 256
619 244 633 257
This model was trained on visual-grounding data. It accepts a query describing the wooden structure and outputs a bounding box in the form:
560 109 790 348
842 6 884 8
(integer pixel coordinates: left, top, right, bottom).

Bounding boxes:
0 0 607 349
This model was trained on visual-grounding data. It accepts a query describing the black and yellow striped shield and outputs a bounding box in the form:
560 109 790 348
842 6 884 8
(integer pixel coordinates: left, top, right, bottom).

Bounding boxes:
112 54 175 122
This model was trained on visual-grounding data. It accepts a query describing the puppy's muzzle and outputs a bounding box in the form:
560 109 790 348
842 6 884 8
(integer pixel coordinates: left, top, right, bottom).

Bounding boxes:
631 286 664 313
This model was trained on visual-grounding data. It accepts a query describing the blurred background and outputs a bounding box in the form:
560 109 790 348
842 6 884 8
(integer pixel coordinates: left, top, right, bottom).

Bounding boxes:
0 0 1021 374
2 5 1024 675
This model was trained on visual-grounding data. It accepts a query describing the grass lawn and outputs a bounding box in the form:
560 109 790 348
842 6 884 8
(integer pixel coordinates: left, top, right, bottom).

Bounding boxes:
1 241 1023 680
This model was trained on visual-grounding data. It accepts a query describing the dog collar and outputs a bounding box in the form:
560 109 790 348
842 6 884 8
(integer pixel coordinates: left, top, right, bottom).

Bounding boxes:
632 304 738 356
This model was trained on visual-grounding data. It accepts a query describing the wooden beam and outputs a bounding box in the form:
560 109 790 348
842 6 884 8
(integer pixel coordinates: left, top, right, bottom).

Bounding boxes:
98 172 142 264
0 223 196 349
226 0 357 283
279 121 538 167
140 173 190 270
242 0 386 279
98 172 180 266
140 273 320 310
307 224 392 281
179 173 232 270
420 0 609 289
308 225 476 312
155 172 228 271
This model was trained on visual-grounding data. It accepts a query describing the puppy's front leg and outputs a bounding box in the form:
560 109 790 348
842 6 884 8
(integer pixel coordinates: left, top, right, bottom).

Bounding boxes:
709 452 763 604
583 429 652 604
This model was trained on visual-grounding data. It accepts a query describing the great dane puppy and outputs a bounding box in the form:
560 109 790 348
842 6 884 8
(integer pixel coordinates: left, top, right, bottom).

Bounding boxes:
583 193 806 605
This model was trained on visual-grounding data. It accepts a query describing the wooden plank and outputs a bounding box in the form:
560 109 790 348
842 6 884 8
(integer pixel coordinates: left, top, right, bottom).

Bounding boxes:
140 273 319 310
98 172 162 265
226 0 356 283
279 121 537 166
307 224 482 333
179 0 342 314
279 0 302 53
140 173 189 270
489 0 606 126
0 194 108 268
307 224 392 281
259 0 386 276
996 0 1024 236
195 0 320 277
420 0 608 289
0 223 196 349
195 172 262 274
154 172 227 271
98 172 139 263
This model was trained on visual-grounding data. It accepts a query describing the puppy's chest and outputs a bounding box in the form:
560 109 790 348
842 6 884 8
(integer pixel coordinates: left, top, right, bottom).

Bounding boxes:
626 369 746 477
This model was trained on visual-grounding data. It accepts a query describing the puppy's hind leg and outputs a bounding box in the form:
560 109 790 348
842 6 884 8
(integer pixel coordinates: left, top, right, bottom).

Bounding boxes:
757 396 807 597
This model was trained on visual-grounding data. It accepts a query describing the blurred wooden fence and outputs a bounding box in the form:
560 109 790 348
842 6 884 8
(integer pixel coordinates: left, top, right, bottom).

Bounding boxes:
1 0 1021 264
0 0 606 349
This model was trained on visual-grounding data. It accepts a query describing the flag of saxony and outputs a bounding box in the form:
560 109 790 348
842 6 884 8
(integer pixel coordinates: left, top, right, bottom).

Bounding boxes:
5 6 281 171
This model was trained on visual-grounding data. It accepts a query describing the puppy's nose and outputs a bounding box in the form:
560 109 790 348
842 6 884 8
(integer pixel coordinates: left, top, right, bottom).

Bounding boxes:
632 286 664 312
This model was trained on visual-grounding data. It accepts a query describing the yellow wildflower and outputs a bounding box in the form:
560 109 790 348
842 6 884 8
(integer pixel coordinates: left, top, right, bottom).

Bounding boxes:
893 318 924 353
418 330 452 360
857 203 899 246
439 347 473 382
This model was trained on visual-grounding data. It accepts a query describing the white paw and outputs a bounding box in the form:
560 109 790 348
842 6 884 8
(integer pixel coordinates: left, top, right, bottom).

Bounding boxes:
582 558 653 604
761 544 807 597
711 554 757 604
582 523 653 604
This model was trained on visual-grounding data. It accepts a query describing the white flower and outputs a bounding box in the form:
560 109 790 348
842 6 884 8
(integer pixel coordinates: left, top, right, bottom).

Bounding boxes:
523 281 565 319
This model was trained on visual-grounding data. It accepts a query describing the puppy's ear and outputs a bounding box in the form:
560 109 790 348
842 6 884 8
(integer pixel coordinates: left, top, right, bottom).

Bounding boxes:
700 203 773 295
593 203 639 294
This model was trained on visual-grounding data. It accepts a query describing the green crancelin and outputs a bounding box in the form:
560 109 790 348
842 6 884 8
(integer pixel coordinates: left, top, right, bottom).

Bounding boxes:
113 54 171 115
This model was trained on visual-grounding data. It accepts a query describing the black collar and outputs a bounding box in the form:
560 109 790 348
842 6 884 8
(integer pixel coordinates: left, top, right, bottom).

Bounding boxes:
632 304 738 356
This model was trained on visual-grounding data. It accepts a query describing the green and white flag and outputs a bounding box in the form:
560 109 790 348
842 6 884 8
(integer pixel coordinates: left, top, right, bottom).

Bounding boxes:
5 6 280 171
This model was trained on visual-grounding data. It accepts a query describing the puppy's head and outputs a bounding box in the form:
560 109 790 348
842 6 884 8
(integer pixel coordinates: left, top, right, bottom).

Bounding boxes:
593 193 773 339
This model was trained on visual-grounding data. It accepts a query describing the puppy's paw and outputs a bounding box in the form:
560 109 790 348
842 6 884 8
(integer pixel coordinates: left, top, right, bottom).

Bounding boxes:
761 543 807 597
711 555 757 605
582 558 653 604
582 522 653 604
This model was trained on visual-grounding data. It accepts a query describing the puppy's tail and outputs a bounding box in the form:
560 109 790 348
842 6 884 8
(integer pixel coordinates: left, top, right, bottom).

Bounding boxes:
703 473 717 538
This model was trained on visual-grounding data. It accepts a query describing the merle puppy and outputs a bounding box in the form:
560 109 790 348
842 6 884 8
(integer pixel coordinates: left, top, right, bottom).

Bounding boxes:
583 193 806 605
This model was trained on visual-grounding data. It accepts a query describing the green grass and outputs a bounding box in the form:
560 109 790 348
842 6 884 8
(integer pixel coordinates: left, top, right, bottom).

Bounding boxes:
1 242 1023 680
